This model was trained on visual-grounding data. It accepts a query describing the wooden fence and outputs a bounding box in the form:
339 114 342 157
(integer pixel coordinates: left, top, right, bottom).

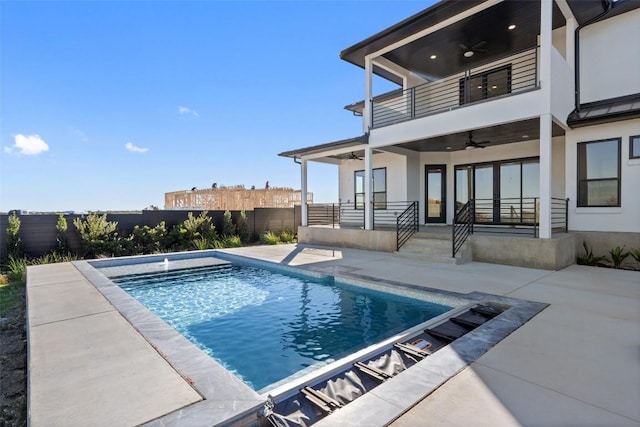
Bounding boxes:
0 207 301 259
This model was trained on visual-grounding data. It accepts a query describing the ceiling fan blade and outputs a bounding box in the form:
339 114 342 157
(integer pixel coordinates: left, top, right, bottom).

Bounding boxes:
472 40 487 50
459 43 469 50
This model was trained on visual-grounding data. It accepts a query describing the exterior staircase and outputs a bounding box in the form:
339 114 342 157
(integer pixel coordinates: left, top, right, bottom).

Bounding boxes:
393 231 471 265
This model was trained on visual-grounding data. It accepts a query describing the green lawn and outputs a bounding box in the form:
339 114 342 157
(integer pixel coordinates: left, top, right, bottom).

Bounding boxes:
0 280 24 317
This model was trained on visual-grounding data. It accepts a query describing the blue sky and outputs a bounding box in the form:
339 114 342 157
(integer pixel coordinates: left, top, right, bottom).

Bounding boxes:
1 0 433 212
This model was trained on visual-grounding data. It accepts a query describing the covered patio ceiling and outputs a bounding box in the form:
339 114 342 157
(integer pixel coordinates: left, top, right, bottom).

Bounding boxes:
394 119 565 152
341 0 635 85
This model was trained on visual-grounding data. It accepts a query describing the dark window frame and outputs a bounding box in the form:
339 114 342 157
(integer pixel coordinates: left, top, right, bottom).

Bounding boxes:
576 138 621 208
630 135 640 159
354 167 387 210
459 64 512 106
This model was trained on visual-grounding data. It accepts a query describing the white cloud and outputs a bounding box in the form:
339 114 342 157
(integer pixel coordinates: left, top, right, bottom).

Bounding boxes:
125 142 149 153
5 134 49 155
178 105 200 118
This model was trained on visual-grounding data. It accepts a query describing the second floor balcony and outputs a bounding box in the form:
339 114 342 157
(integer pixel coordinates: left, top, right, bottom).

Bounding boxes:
369 47 538 129
342 0 582 133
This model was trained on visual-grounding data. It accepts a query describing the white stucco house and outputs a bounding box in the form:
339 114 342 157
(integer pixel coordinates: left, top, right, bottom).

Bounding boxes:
280 0 640 269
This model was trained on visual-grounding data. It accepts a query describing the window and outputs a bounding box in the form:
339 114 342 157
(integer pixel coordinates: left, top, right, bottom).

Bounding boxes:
577 139 621 207
355 168 387 209
459 65 512 105
631 135 640 159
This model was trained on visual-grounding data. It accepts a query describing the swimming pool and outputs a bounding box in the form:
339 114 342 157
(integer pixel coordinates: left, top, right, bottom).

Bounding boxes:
112 263 453 391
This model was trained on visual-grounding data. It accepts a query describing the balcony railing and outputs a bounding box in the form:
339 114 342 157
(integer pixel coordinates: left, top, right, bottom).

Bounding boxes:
306 201 417 229
371 47 539 128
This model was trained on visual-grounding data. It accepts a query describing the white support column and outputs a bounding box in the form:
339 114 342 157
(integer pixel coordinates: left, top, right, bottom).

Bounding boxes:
364 147 373 230
364 57 373 132
538 0 553 239
300 159 308 227
539 114 553 239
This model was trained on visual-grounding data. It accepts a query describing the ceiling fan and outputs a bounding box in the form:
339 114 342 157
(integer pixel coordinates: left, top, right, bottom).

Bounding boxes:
465 131 490 150
459 40 487 58
348 152 363 160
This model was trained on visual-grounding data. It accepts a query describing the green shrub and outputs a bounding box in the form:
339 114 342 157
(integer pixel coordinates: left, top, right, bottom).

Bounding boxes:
576 241 605 266
631 248 640 269
56 214 69 252
169 211 218 251
220 235 242 248
222 210 235 237
260 231 280 245
6 211 24 259
5 255 27 282
129 222 168 254
73 213 120 258
608 246 630 269
238 210 250 243
192 238 213 250
278 229 296 243
33 251 80 265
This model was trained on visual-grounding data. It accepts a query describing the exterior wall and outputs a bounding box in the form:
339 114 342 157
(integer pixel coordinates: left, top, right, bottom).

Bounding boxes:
470 233 576 270
297 226 397 252
552 26 567 59
565 119 640 232
571 231 640 270
580 9 640 103
338 152 408 204
550 46 574 125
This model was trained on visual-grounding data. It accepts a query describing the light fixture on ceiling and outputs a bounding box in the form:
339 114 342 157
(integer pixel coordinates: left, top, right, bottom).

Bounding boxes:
508 24 516 30
522 134 529 138
430 54 437 59
446 146 452 150
492 85 498 89
464 50 474 58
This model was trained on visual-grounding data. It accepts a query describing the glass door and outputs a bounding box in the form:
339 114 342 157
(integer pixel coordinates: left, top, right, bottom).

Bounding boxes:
474 165 494 223
425 165 446 223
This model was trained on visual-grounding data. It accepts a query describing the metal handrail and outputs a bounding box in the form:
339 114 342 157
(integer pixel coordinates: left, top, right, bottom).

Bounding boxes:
372 47 539 128
396 201 419 251
452 200 473 258
551 197 569 232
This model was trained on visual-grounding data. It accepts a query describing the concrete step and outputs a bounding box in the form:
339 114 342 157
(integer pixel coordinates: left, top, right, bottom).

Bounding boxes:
399 243 451 255
395 232 471 264
402 238 451 250
393 250 463 265
413 231 452 240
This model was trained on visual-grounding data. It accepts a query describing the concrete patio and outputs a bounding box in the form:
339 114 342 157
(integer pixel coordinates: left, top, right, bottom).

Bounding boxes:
26 244 640 426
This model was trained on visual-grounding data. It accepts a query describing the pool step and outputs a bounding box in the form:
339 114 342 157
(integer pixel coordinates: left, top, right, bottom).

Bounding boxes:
271 303 508 427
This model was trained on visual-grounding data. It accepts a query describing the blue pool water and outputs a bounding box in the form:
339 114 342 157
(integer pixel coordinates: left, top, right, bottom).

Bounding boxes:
113 264 452 391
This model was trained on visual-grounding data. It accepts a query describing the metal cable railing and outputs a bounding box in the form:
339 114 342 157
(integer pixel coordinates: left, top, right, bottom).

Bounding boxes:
372 47 539 128
452 200 473 258
396 201 419 251
551 197 569 232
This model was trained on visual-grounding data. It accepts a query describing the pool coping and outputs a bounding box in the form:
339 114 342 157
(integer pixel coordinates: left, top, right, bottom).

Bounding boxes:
74 250 548 426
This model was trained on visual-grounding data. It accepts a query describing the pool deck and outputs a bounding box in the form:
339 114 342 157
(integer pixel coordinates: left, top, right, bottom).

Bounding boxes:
26 244 640 426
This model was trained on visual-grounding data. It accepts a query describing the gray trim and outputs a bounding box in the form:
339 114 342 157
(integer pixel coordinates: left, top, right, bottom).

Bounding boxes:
278 135 368 158
567 93 640 128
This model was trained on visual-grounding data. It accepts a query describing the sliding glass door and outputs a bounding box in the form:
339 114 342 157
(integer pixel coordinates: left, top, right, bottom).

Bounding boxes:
455 158 539 225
